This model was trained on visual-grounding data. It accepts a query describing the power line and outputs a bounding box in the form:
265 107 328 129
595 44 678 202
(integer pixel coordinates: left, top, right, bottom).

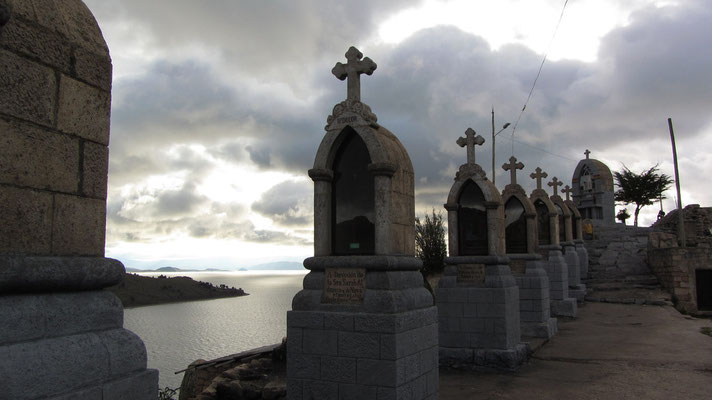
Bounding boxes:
500 134 578 162
510 0 570 147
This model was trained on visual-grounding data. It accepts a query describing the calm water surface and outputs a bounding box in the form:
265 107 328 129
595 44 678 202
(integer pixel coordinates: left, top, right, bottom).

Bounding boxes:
123 271 307 389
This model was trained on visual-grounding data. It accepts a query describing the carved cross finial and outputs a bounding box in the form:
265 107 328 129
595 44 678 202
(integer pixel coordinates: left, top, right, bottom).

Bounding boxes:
530 167 548 190
584 149 591 159
563 184 573 201
502 156 524 186
548 177 563 196
456 128 485 165
332 46 377 101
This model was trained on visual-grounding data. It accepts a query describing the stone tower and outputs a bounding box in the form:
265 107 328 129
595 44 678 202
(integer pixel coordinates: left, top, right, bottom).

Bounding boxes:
571 149 615 224
0 1 157 398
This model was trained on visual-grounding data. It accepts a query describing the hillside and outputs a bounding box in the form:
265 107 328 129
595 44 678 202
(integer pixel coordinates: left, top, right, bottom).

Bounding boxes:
106 273 248 308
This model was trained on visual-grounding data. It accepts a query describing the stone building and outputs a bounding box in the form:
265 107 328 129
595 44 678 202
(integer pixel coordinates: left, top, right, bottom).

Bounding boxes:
500 157 557 339
0 1 157 399
571 150 615 224
286 47 438 399
436 129 528 370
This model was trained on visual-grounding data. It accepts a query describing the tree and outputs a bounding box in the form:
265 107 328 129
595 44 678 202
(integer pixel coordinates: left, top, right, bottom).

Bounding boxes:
616 209 631 225
613 165 673 227
415 209 447 277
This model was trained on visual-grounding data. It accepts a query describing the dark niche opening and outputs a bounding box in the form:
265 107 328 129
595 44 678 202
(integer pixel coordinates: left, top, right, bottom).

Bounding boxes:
696 269 712 311
556 204 566 243
568 205 581 240
505 197 528 254
534 200 550 245
331 128 375 255
458 180 488 255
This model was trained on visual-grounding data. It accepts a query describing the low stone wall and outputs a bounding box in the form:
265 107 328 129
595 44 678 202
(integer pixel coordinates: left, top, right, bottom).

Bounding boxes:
648 246 712 314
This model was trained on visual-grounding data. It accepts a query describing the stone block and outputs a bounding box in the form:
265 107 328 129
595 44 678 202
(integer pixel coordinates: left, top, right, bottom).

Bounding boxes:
287 355 321 379
73 47 112 91
0 17 71 72
287 326 303 354
550 298 577 318
102 369 158 400
57 75 110 145
82 141 108 199
366 270 422 290
0 186 52 254
0 49 56 126
324 313 354 331
396 374 426 400
460 317 485 333
439 332 469 348
303 329 337 355
43 291 123 339
98 329 148 377
438 316 460 332
321 356 357 383
302 380 339 400
52 194 105 256
0 332 108 399
338 331 379 358
437 302 463 318
425 369 439 396
356 359 398 387
338 384 378 400
0 117 80 193
47 386 102 400
5 0 35 20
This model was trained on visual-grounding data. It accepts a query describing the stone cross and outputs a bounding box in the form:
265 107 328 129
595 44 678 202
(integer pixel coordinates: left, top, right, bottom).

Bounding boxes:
332 46 377 102
502 156 524 186
530 167 548 190
457 128 485 165
584 149 591 159
562 184 573 201
548 177 563 196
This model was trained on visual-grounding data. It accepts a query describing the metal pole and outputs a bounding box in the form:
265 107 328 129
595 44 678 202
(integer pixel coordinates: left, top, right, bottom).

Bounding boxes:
668 118 685 247
491 107 496 185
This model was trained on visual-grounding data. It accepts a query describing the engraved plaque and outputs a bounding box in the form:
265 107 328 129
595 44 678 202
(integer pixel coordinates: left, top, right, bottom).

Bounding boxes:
322 268 366 304
456 264 485 285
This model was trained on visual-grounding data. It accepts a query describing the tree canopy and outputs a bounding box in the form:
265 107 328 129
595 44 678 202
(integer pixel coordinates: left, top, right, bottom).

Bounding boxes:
613 165 673 226
415 209 447 277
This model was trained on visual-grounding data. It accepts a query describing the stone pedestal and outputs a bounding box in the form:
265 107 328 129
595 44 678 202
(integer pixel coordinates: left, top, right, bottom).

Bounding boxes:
0 257 158 400
563 242 586 303
539 245 577 318
510 254 557 339
575 239 589 280
287 256 438 400
436 256 529 370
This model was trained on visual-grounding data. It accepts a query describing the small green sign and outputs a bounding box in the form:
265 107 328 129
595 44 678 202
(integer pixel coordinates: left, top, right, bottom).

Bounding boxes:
349 243 360 249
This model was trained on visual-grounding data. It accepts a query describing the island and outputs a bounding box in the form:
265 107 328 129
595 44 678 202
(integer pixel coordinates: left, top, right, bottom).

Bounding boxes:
106 273 248 308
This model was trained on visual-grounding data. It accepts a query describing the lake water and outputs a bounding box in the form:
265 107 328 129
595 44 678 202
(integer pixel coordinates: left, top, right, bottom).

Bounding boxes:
123 270 307 390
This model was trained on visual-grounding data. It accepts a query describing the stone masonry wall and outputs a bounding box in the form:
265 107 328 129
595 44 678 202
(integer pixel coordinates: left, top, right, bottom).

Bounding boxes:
648 246 712 314
585 224 650 279
0 0 111 257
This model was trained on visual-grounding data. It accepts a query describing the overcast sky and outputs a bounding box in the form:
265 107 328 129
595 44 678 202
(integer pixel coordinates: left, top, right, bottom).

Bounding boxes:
83 0 711 269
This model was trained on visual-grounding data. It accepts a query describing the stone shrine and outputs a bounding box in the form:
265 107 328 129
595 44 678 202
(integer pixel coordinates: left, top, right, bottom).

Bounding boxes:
563 185 590 281
436 129 528 370
501 157 557 339
0 1 157 399
286 47 438 400
549 178 586 303
571 149 615 224
530 169 578 318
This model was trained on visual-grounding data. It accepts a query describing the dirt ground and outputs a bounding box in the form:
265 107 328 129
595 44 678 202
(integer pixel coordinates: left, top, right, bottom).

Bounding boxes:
440 302 712 399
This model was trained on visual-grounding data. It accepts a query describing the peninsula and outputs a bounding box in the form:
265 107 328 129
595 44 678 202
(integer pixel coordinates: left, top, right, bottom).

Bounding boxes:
106 273 248 308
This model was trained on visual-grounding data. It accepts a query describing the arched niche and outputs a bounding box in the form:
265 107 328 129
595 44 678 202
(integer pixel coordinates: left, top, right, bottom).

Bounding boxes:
551 195 573 243
555 203 566 243
445 173 504 257
504 197 528 254
331 128 375 255
534 199 551 245
309 122 416 257
565 201 583 240
458 180 488 255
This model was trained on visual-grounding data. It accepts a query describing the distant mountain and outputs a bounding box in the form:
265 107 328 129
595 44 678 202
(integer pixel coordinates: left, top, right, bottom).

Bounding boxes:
124 266 230 273
245 261 304 271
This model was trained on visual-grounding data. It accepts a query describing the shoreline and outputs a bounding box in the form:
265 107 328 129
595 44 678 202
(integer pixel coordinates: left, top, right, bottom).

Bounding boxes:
106 273 248 308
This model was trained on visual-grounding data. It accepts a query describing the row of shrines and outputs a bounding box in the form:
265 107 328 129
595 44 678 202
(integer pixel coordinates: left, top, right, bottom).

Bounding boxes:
285 47 602 399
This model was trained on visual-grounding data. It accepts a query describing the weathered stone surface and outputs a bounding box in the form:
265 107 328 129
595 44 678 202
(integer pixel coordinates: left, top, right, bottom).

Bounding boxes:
82 140 109 199
52 194 105 256
0 256 124 293
102 369 158 400
0 117 80 192
74 46 112 90
57 75 110 145
0 185 53 254
0 16 71 72
0 48 56 126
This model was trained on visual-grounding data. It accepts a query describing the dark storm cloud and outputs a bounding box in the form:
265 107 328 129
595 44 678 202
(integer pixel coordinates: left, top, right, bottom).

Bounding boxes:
251 180 313 227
